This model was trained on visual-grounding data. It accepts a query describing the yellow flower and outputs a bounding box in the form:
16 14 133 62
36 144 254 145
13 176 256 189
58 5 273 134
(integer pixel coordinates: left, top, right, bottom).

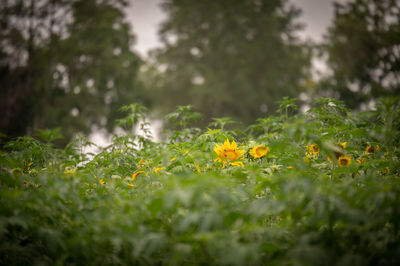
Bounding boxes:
214 139 245 161
213 158 228 168
11 168 22 176
338 155 351 166
64 167 75 174
357 157 367 164
132 170 144 180
24 160 33 171
305 154 311 163
249 145 269 159
99 178 105 184
306 144 320 155
229 161 244 167
287 166 293 169
328 142 347 161
138 159 145 168
127 183 137 187
154 167 164 174
195 165 201 173
170 157 176 162
365 145 379 153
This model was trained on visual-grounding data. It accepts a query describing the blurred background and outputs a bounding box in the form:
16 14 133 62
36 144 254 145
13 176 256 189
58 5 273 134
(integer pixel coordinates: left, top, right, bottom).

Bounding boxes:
1 0 399 146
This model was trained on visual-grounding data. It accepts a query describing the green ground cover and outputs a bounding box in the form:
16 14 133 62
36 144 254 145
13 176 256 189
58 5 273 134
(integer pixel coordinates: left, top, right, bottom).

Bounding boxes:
1 97 399 265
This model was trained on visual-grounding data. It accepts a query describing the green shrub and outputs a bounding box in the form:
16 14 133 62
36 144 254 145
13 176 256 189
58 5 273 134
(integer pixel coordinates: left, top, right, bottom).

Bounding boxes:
1 97 399 265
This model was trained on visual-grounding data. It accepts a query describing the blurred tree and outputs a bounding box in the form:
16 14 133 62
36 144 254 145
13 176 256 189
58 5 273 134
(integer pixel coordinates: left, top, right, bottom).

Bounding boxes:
149 0 311 125
0 0 144 144
0 0 73 140
324 0 400 109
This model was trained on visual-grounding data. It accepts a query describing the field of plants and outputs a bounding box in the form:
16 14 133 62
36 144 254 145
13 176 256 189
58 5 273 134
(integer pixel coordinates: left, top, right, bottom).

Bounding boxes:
1 97 400 265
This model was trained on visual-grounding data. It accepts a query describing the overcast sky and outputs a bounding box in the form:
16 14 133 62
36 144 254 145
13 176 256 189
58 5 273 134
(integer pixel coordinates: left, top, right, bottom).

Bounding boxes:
125 0 349 57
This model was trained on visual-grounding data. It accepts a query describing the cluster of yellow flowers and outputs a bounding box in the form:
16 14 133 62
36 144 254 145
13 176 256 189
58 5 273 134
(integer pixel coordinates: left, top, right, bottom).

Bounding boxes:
307 142 351 166
356 145 379 164
55 140 383 189
306 144 320 155
213 139 269 168
305 144 320 163
305 142 379 167
126 155 202 187
108 141 381 188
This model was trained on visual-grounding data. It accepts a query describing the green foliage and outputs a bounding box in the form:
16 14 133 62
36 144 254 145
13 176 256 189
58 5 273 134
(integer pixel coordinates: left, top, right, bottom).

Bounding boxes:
166 105 203 130
36 128 63 143
277 97 298 119
209 117 237 131
164 105 203 143
117 104 148 129
1 97 399 265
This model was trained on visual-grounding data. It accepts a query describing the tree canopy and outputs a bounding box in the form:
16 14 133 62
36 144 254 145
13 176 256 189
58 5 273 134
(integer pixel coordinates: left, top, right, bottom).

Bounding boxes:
0 0 144 144
149 0 311 125
324 0 400 108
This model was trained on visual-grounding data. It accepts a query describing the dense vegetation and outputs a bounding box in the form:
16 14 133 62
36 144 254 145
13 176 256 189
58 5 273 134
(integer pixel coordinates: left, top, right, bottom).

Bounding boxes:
1 97 399 265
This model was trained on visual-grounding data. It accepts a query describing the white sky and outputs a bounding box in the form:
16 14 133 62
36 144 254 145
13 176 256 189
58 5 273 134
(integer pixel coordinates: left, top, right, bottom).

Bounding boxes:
125 0 166 57
293 0 347 42
126 0 349 57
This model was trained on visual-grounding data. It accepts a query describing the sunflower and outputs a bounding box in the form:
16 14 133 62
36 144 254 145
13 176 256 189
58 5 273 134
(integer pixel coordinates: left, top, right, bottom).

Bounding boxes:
357 157 367 164
338 155 351 166
214 139 245 162
328 142 347 161
306 144 320 155
132 170 144 180
365 145 379 153
11 168 22 176
64 167 75 174
250 145 269 159
154 168 164 174
229 161 244 167
23 161 33 174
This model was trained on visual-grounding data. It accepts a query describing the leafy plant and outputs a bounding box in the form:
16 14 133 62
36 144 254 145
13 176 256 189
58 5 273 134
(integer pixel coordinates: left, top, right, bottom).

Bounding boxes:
0 97 399 265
